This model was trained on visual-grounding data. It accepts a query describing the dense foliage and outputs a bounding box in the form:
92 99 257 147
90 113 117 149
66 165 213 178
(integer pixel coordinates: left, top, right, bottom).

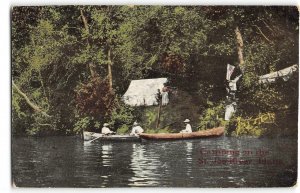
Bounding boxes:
12 6 298 136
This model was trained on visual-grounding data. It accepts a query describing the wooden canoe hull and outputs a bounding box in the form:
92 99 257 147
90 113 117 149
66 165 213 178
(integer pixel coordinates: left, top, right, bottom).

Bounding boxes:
83 131 140 142
139 127 225 140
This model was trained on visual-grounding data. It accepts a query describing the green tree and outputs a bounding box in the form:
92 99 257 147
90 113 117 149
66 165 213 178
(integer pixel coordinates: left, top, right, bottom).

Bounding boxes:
11 6 298 136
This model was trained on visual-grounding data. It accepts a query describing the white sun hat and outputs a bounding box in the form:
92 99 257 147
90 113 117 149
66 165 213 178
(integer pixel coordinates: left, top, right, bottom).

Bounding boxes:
133 121 138 126
103 123 109 126
183 119 190 123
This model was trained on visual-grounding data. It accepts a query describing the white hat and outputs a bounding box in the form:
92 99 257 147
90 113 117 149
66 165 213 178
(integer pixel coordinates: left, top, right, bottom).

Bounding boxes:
183 119 190 123
133 121 138 126
103 123 109 126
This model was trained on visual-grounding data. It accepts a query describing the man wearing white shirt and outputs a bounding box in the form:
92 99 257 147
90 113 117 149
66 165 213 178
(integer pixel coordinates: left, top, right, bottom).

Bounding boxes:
180 119 192 133
101 123 114 135
130 121 144 136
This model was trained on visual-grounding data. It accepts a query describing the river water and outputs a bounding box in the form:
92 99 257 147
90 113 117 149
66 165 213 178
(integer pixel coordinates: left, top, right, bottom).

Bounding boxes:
12 136 297 187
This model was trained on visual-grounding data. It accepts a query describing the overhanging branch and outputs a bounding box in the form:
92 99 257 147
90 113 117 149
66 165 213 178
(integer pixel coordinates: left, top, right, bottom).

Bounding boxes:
12 81 51 118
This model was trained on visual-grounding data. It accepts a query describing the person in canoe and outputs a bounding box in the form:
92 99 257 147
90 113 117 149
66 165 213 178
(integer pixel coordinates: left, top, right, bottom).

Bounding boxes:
101 123 115 135
180 119 192 133
130 121 144 136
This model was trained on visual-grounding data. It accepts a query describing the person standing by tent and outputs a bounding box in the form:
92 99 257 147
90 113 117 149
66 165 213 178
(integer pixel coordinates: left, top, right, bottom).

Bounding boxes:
130 121 144 136
180 119 192 133
101 123 115 135
161 83 169 106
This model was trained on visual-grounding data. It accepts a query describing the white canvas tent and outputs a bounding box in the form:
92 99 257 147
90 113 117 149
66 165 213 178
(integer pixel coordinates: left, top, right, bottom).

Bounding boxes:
122 78 168 106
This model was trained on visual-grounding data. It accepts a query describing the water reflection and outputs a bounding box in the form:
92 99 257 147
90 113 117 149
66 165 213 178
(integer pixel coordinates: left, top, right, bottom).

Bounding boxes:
101 144 113 166
185 142 193 176
12 136 297 187
128 143 160 186
100 144 112 187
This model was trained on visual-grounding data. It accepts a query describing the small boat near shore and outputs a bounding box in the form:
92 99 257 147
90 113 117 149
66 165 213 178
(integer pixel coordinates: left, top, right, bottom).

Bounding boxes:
83 131 140 142
139 127 225 141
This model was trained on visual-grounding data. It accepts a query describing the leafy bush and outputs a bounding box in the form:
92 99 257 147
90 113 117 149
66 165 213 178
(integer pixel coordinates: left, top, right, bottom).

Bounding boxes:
74 116 93 134
230 112 275 137
144 108 158 129
117 125 130 134
75 76 115 119
198 102 227 130
109 98 136 133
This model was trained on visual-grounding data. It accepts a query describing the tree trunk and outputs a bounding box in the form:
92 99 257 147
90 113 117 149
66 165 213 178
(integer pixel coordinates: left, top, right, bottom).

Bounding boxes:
156 101 162 129
89 63 97 78
38 70 50 108
235 27 245 69
12 81 51 117
107 47 113 91
80 9 89 34
80 9 97 78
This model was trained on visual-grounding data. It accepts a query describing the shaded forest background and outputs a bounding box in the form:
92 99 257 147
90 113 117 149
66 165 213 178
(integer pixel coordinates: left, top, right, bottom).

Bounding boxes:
12 6 298 136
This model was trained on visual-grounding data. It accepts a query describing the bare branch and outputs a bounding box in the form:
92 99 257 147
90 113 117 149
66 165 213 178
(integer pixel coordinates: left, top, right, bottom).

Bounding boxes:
253 25 273 44
262 20 275 33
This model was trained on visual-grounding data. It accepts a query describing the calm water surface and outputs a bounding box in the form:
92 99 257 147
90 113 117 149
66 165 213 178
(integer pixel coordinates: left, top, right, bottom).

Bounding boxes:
12 136 297 187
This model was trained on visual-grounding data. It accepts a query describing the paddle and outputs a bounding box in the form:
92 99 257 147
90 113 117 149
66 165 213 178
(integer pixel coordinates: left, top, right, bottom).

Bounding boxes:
84 132 117 144
84 136 102 144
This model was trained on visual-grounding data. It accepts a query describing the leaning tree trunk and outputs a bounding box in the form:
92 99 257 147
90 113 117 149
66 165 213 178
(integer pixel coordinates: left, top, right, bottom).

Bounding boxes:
80 9 97 78
12 81 51 118
107 46 113 92
235 27 245 69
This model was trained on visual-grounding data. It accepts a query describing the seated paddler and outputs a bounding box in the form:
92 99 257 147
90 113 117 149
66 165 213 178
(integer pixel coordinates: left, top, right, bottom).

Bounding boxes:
101 123 115 135
180 119 192 133
130 121 144 136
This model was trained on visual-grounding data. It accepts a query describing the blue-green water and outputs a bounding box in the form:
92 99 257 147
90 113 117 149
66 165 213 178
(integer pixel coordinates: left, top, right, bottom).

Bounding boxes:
12 136 297 187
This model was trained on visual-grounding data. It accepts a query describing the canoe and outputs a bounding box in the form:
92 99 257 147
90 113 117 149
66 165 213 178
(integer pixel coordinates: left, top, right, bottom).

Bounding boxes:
83 131 140 142
139 127 225 140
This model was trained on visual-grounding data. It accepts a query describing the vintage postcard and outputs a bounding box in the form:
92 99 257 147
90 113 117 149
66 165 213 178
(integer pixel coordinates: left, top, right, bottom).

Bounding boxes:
12 5 298 187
